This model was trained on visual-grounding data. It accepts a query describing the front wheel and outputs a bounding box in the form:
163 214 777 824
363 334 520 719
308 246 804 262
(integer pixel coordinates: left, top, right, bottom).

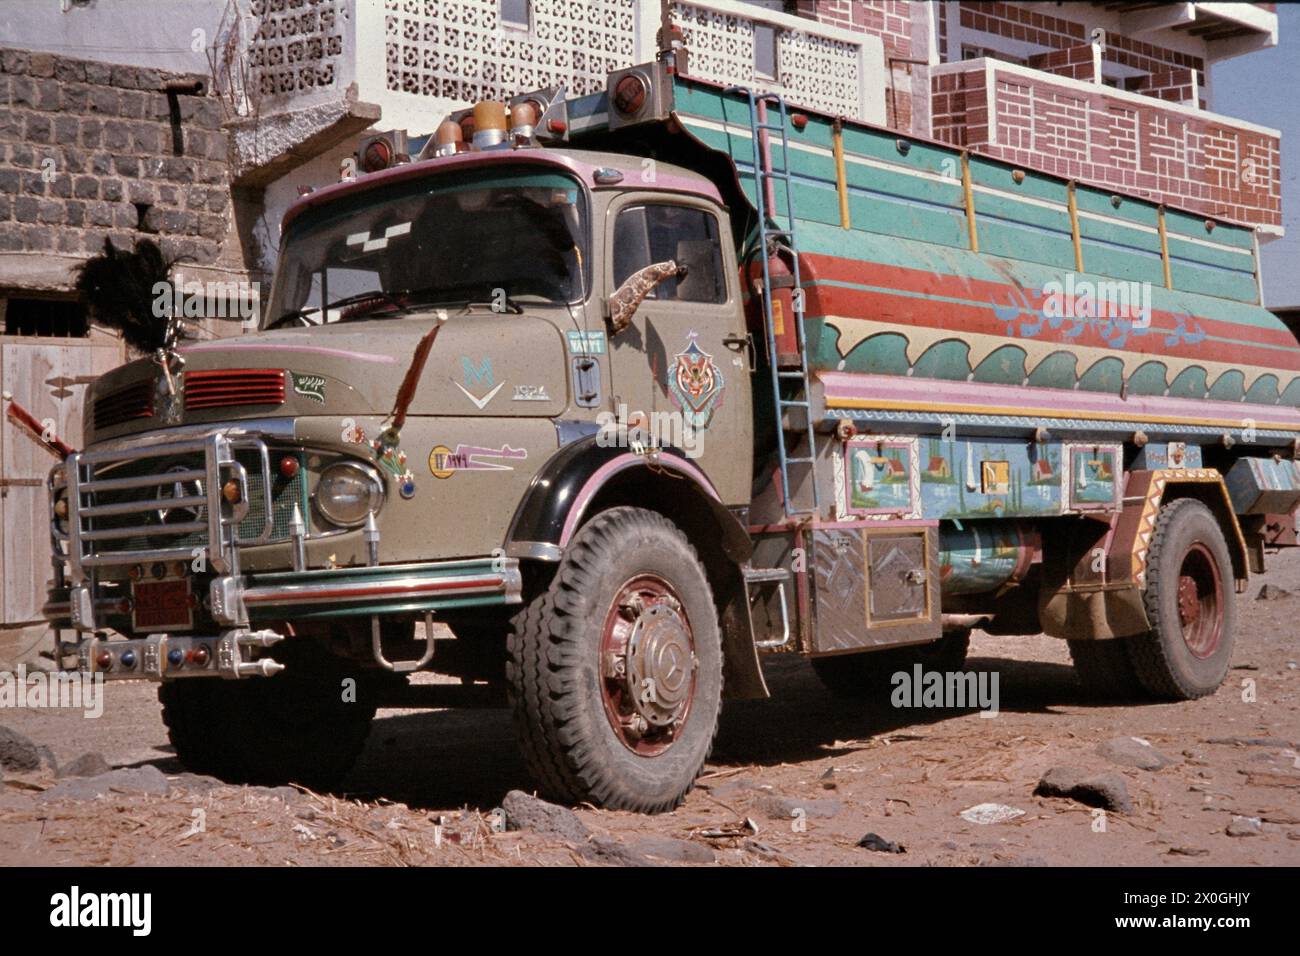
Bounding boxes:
506 507 723 813
1127 498 1237 699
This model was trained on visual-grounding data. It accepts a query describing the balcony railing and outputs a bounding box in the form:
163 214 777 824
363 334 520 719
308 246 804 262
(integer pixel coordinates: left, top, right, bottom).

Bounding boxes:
931 57 1281 233
244 0 883 133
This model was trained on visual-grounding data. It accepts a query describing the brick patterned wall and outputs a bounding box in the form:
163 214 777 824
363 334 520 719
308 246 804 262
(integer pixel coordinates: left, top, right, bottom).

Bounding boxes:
792 0 917 130
932 62 1281 230
0 48 236 277
1135 67 1197 105
1026 44 1097 83
956 2 1206 91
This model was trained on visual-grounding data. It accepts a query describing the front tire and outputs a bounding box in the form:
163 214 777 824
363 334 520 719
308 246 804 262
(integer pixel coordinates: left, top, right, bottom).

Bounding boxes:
159 644 377 791
506 507 723 813
1127 498 1237 699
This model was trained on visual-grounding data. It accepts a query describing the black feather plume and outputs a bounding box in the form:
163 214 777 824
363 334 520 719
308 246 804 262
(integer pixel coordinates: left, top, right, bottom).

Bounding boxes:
74 238 182 355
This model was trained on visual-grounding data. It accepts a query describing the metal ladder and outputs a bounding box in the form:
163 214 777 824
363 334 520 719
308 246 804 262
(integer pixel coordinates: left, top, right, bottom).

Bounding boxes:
728 86 820 519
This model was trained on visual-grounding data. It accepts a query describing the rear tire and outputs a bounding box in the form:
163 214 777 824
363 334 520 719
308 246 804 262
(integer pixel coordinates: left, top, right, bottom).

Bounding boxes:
1067 636 1143 697
506 507 723 813
159 644 376 791
1127 498 1236 699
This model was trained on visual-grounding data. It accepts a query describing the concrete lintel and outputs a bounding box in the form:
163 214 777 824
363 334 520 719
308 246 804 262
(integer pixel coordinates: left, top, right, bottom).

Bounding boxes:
230 86 382 189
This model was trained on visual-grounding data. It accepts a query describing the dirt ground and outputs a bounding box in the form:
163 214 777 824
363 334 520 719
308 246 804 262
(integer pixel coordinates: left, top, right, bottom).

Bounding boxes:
2 550 1299 867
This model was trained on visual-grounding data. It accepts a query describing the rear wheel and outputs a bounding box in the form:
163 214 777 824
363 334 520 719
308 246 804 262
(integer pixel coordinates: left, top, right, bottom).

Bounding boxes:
159 644 376 791
812 629 971 699
506 507 723 813
1127 498 1236 699
1067 636 1143 697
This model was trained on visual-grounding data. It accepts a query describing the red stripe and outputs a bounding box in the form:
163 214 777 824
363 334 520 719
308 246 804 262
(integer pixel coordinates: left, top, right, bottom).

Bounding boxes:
800 253 1300 355
806 282 1300 373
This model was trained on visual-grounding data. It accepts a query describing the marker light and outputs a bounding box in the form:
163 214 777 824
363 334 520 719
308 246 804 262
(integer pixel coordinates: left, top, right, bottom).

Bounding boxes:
279 456 301 479
360 137 393 173
613 74 648 116
472 100 508 149
222 479 242 504
509 100 539 141
433 119 464 157
95 650 113 669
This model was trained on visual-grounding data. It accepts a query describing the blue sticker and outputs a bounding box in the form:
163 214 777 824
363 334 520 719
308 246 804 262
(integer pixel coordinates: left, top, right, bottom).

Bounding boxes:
566 329 606 354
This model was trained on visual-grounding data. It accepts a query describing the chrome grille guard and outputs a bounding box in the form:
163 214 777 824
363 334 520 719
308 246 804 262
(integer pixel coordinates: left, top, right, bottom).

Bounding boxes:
65 431 273 587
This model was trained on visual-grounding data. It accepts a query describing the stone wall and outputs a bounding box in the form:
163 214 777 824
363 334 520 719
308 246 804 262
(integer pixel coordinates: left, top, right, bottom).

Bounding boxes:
0 47 249 293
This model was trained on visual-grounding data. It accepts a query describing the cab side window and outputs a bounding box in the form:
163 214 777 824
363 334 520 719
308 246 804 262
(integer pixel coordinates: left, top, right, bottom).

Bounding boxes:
612 204 726 304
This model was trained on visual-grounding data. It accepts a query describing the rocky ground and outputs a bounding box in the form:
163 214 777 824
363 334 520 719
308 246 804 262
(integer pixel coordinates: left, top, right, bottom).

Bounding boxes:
2 550 1299 867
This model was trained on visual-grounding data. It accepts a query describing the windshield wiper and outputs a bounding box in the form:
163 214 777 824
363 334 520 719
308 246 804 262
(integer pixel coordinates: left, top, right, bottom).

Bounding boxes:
264 308 316 330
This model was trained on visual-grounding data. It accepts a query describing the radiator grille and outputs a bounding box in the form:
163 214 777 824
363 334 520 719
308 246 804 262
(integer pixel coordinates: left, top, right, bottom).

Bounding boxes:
92 381 153 430
184 368 285 411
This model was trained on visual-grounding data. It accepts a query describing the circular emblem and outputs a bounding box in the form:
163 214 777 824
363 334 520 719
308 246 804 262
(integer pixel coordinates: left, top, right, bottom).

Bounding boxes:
428 444 455 479
156 464 204 525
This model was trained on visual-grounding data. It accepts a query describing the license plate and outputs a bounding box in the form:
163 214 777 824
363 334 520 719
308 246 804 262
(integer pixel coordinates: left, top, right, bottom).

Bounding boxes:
132 579 194 631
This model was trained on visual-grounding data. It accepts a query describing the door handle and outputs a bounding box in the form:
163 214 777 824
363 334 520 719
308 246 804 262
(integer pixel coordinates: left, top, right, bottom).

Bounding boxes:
723 332 755 371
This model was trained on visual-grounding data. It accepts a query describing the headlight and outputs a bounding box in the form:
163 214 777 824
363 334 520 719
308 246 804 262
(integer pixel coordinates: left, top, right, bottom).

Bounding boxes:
313 461 384 527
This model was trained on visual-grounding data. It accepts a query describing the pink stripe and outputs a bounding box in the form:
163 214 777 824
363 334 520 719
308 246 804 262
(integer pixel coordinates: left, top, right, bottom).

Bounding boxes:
181 342 396 364
819 371 1300 430
561 454 721 546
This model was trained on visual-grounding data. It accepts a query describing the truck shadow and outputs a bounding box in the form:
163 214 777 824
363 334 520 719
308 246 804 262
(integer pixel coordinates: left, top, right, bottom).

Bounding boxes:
333 652 1140 811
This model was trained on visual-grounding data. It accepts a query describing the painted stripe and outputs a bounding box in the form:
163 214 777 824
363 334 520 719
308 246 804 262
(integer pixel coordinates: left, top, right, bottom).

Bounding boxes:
820 371 1300 433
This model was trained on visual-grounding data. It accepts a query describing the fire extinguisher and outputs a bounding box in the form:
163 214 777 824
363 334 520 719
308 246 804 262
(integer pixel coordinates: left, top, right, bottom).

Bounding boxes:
758 244 801 365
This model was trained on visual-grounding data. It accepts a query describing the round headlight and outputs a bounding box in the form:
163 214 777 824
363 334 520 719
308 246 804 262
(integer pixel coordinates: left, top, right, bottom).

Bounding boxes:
313 461 384 527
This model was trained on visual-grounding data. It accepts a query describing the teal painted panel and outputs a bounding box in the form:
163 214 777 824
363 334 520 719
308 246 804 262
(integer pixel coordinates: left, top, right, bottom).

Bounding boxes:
1208 369 1246 401
1166 207 1255 251
1073 184 1161 230
1129 361 1169 396
1077 356 1125 394
1245 374 1280 405
1168 366 1209 399
969 156 1071 207
913 340 972 381
972 346 1028 385
1170 259 1259 303
1025 351 1078 389
1166 234 1256 274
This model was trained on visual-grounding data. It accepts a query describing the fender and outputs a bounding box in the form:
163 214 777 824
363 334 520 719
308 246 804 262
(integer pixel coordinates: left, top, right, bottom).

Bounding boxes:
504 434 752 563
1040 468 1250 641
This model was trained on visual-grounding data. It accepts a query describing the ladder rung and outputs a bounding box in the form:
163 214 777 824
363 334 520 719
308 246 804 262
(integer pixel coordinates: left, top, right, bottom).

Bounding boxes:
779 399 810 408
785 457 816 466
776 370 806 378
744 567 791 584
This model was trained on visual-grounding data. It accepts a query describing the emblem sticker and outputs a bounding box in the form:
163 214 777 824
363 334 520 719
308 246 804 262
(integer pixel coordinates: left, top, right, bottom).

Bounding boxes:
291 372 327 403
428 443 528 479
345 221 412 253
454 356 505 410
667 331 725 430
512 384 550 402
566 330 606 354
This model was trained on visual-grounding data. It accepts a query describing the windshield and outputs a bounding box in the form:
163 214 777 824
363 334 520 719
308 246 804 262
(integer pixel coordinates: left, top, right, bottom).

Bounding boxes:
264 166 589 329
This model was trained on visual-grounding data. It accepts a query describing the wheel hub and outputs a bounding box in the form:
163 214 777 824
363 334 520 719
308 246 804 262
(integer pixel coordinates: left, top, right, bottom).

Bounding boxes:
600 578 698 755
1176 542 1223 660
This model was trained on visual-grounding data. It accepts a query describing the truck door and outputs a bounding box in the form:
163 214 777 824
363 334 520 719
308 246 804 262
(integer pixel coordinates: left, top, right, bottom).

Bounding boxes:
603 195 752 505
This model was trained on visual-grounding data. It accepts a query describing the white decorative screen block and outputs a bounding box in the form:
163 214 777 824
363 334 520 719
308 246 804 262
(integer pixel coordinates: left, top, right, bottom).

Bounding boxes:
671 1 863 118
384 0 637 102
249 0 350 97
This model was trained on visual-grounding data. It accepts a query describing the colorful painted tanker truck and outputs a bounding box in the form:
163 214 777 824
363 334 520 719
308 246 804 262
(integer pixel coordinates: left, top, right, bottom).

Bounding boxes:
38 57 1300 811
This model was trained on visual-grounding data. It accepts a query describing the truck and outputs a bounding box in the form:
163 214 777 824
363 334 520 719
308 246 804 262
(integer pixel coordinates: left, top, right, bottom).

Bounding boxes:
38 52 1300 813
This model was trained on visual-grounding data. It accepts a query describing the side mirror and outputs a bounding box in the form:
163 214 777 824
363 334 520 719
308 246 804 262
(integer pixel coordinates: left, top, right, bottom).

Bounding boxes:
607 260 685 334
